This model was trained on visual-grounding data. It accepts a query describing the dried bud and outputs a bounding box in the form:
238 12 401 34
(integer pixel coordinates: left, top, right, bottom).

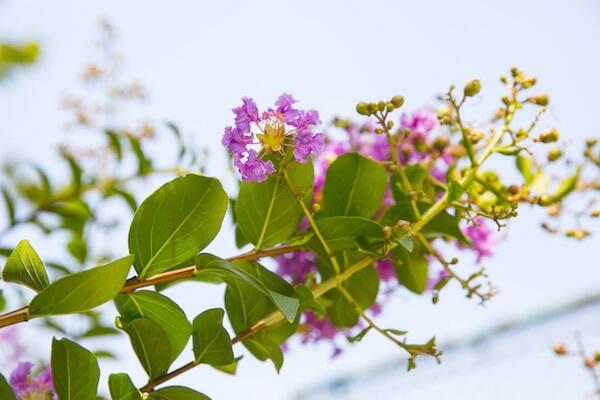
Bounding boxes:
537 128 560 143
515 129 528 141
595 351 600 362
356 102 370 116
586 138 598 147
521 76 537 89
591 210 600 218
390 95 405 108
547 147 562 162
553 342 567 355
433 135 450 151
529 93 549 106
566 229 591 240
382 225 393 238
584 357 597 369
464 128 484 144
395 220 412 234
509 184 520 195
464 79 481 97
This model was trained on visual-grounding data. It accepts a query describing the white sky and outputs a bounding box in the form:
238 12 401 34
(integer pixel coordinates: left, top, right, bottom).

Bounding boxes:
1 0 599 399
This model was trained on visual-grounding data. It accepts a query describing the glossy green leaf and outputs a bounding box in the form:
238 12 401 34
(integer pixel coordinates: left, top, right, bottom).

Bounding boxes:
148 386 210 400
296 285 325 316
108 373 142 400
323 153 387 217
244 337 284 372
312 216 384 252
392 243 428 294
129 174 228 278
51 338 100 400
2 240 49 292
0 373 16 400
516 154 534 184
119 317 172 379
29 255 133 316
192 308 234 366
115 290 192 364
195 254 299 322
235 160 313 248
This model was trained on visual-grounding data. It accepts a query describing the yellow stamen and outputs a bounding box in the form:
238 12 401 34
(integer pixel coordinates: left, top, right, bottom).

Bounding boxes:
257 118 286 152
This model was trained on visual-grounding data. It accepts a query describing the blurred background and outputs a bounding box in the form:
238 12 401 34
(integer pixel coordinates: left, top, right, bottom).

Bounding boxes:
0 0 599 398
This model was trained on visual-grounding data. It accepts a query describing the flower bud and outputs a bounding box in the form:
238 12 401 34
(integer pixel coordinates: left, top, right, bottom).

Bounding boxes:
312 203 321 212
529 93 549 106
433 135 450 151
386 103 395 112
595 351 600 362
553 342 567 355
463 79 481 97
515 129 528 141
591 210 600 218
368 103 379 114
387 120 394 130
356 102 370 116
437 106 453 125
537 128 560 143
382 225 393 238
390 95 405 108
584 357 597 369
586 138 598 147
464 128 484 144
377 101 386 112
547 147 562 162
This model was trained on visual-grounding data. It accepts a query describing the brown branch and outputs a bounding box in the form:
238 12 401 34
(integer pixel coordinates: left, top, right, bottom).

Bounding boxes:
0 244 301 329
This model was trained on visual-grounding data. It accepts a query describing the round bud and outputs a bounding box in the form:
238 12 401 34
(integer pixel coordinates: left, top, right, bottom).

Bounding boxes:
547 147 562 162
595 351 600 362
464 79 481 97
584 357 597 369
537 128 560 143
553 342 567 355
377 101 386 112
312 203 321 212
368 103 379 114
391 95 405 108
529 93 549 106
356 102 370 116
386 103 395 112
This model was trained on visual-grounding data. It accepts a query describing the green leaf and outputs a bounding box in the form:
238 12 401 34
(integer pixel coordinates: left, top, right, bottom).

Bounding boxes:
326 265 379 327
119 317 172 379
129 174 228 278
516 154 534 185
108 373 142 400
447 180 465 203
235 160 313 249
347 326 372 343
51 338 100 400
61 151 83 192
244 337 284 372
296 285 325 316
195 254 299 322
2 240 49 291
553 174 579 201
29 255 133 316
126 135 152 175
80 325 120 338
1 186 15 226
105 130 123 161
313 216 384 252
392 242 429 294
212 356 242 375
397 235 414 252
67 233 87 263
115 291 192 364
323 153 387 217
192 308 234 366
0 373 16 400
148 386 210 400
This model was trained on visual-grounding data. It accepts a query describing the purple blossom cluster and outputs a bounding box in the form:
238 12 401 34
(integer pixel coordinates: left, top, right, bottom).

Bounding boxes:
222 94 324 182
9 362 55 400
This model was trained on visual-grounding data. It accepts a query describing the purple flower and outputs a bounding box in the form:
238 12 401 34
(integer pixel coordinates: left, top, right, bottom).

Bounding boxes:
274 93 300 124
234 149 275 182
400 108 438 138
302 312 343 358
221 126 252 155
291 109 321 129
462 217 496 262
233 97 259 133
376 259 396 283
9 362 55 399
293 130 324 163
275 251 317 284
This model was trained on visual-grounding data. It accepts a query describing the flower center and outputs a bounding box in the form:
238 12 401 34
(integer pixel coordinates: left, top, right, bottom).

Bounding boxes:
257 117 286 153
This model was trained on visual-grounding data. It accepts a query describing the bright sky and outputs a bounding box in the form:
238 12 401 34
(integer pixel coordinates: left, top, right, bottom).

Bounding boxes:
1 0 599 399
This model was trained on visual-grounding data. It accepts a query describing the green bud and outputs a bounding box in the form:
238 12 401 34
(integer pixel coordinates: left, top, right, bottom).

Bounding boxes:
547 147 562 162
377 101 386 112
390 95 405 108
387 120 394 130
521 76 537 89
463 79 481 97
368 103 379 114
386 103 395 112
356 102 370 116
529 93 549 106
537 128 560 143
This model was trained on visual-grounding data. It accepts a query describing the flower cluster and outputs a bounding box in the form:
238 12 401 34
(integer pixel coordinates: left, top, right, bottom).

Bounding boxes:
222 94 324 182
9 362 55 400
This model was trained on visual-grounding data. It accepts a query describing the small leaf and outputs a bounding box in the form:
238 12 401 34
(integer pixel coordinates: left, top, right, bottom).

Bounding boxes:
192 308 234 366
126 135 152 175
0 373 16 400
29 255 133 316
129 175 228 279
148 386 210 400
397 235 414 252
212 356 242 375
119 317 172 379
61 151 83 192
2 240 49 292
51 338 100 400
105 130 123 161
296 285 325 316
244 338 284 372
447 180 465 203
392 243 428 294
80 325 120 338
1 186 15 226
347 326 372 343
115 291 191 364
108 373 142 400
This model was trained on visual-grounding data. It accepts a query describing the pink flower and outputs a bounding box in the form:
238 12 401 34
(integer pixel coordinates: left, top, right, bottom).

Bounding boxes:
9 362 55 399
221 126 252 155
462 217 496 262
275 251 317 284
294 130 324 163
234 149 275 182
375 259 396 283
233 97 259 133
